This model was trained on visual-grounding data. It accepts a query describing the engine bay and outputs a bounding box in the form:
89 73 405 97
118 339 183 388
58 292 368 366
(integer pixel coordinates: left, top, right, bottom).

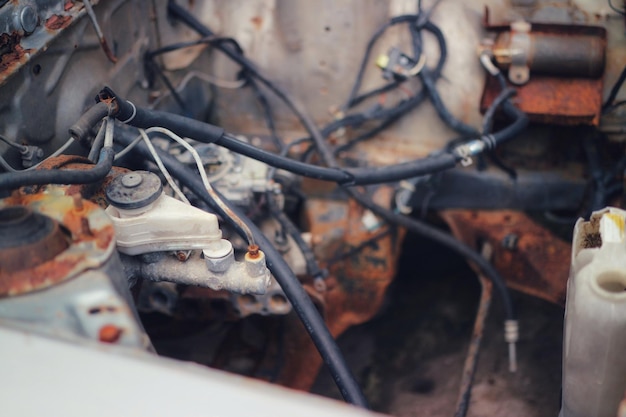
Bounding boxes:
1 1 625 416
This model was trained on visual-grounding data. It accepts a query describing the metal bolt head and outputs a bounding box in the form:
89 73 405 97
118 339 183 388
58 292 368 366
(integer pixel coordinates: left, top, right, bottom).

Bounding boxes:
19 6 38 35
121 173 143 188
502 233 519 251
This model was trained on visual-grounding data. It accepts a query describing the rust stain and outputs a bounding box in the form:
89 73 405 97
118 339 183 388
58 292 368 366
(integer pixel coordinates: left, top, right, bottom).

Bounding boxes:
247 244 260 259
267 188 405 390
45 15 72 31
98 324 123 343
441 210 571 306
36 154 90 171
0 32 28 76
251 16 263 30
0 195 115 298
481 75 603 125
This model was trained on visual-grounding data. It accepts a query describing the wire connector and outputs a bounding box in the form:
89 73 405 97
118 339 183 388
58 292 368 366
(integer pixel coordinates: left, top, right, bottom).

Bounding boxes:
20 145 44 168
504 319 519 373
453 140 485 167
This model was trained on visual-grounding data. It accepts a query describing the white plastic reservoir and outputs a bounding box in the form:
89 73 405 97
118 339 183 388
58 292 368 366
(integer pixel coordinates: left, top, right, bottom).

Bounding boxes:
560 207 626 417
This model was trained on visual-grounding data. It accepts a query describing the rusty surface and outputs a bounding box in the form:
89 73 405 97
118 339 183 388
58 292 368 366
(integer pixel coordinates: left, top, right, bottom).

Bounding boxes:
0 193 115 297
481 74 603 126
45 15 73 31
263 188 405 390
481 24 605 126
440 210 571 306
31 154 129 207
0 206 70 273
247 244 260 259
99 324 123 343
0 32 29 81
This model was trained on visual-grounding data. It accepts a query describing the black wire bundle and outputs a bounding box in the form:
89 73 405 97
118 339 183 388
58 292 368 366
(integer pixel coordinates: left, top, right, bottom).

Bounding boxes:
162 1 520 320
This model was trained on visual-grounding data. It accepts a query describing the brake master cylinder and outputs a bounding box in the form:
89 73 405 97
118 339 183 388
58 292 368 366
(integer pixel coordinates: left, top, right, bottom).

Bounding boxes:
560 208 626 417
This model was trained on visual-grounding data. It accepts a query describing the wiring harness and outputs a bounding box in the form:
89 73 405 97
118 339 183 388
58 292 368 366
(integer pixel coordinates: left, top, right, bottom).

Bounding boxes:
0 2 532 410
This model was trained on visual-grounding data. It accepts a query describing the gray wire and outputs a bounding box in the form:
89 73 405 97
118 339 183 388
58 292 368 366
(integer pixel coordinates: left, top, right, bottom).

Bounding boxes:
0 138 75 173
88 121 107 162
139 128 190 204
146 126 256 246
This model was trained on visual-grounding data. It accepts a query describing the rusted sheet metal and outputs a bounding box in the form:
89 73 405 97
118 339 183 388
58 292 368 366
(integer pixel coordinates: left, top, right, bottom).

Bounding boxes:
45 15 73 31
0 33 30 82
481 23 605 126
270 188 405 390
0 0 97 87
0 192 115 297
481 75 603 126
440 210 571 306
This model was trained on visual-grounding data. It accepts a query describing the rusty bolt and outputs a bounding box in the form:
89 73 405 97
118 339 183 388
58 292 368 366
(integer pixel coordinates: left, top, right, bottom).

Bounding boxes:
247 244 260 259
98 324 123 343
175 250 190 262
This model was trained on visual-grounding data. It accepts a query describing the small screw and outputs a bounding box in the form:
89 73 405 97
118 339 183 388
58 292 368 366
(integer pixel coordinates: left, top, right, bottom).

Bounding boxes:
121 173 143 188
98 324 123 343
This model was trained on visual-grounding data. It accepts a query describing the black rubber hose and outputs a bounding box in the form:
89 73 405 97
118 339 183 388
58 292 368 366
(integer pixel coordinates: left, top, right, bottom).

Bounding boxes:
115 131 368 408
100 89 225 142
69 102 110 147
481 88 517 134
101 90 460 184
603 63 626 113
0 147 114 191
491 102 528 146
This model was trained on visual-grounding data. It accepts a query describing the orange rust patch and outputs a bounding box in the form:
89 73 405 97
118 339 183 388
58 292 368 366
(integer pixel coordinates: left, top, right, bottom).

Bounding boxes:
45 15 72 31
99 324 123 343
0 33 27 75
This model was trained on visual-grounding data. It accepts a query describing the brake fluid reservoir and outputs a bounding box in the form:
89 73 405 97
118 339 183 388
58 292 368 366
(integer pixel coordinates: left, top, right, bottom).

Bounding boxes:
560 208 626 417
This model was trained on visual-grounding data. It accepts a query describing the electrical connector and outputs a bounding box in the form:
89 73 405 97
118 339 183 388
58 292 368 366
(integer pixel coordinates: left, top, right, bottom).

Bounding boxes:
504 319 519 373
376 47 426 81
20 145 44 168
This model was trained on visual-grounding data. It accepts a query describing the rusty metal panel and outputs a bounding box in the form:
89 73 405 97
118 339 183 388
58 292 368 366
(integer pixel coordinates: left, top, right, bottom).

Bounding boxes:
441 210 571 306
481 24 606 126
